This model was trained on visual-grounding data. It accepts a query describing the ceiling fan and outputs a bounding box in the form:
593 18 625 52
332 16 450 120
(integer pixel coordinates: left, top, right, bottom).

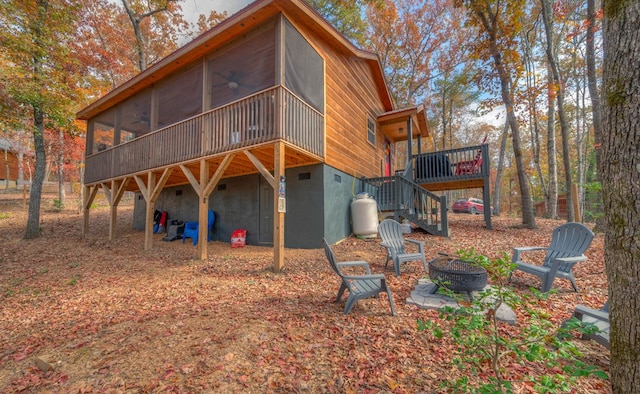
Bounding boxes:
213 71 255 94
131 112 150 126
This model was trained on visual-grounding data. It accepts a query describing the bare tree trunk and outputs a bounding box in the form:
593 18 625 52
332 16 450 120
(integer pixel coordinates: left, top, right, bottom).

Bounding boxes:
577 87 589 220
470 5 535 228
502 75 534 226
16 152 25 187
441 90 448 150
602 1 640 391
121 0 147 71
24 0 48 240
26 108 46 239
57 128 65 210
523 27 547 211
546 65 558 219
587 0 603 182
77 162 84 214
575 70 584 220
121 0 179 72
492 120 509 216
3 148 8 189
541 0 574 221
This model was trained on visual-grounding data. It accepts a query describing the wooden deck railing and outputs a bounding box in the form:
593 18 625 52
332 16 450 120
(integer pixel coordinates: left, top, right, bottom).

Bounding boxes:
361 175 448 236
84 86 325 184
412 144 489 184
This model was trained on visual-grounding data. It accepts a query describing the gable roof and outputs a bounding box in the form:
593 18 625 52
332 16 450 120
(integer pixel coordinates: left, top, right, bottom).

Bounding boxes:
76 0 393 120
378 105 429 142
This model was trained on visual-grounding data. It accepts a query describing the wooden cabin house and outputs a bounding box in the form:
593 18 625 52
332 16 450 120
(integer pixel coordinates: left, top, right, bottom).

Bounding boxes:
77 0 491 268
1 137 32 185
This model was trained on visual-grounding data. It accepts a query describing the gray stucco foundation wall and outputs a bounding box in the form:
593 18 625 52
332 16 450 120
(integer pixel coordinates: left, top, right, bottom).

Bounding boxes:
322 165 358 246
278 164 359 248
208 174 260 245
132 164 360 249
132 186 199 231
283 165 324 249
133 174 261 245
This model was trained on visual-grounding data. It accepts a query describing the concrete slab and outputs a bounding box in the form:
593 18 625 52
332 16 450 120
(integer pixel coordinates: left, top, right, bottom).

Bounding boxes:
406 278 517 325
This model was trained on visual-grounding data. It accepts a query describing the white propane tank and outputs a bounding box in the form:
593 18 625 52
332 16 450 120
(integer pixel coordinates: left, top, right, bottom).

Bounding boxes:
351 193 378 238
401 219 412 234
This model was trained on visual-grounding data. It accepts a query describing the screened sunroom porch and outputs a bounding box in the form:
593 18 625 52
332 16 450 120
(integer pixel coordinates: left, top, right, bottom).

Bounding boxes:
81 17 326 188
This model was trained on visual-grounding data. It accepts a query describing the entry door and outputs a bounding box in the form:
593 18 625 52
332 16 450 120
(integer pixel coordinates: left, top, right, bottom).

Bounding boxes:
384 138 392 176
259 178 273 244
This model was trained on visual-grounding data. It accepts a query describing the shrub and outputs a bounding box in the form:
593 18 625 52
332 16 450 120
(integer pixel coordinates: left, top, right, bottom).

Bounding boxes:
418 248 607 392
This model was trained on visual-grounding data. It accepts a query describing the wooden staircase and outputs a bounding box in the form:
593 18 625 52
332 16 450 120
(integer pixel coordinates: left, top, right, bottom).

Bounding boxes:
361 175 449 236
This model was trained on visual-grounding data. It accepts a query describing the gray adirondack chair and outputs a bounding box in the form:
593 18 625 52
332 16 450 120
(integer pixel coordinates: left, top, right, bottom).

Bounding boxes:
323 238 396 316
571 301 610 348
378 219 428 277
509 222 594 292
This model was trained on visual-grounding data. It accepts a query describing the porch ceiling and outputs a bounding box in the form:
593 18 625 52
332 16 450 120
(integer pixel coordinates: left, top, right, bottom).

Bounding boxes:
378 104 429 143
102 142 322 193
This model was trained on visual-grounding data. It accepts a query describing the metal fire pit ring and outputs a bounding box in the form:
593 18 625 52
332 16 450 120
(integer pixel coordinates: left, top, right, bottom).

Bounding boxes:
428 255 488 298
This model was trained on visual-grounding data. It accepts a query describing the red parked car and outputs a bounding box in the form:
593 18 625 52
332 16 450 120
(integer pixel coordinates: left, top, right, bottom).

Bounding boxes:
452 198 492 215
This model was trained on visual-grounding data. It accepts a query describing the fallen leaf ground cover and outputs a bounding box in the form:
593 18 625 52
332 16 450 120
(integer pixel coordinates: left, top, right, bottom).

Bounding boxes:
0 192 610 393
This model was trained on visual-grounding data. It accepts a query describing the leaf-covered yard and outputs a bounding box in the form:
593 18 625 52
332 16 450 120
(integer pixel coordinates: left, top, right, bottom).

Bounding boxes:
0 194 610 392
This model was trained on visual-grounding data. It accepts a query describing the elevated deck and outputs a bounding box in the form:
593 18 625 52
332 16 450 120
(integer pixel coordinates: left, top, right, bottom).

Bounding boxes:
84 86 324 192
412 144 489 192
363 144 492 234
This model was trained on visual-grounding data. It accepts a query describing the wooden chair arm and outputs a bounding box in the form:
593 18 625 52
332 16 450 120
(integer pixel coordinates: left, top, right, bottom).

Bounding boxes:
549 254 587 270
555 255 587 263
512 246 548 262
337 260 372 275
343 273 386 281
405 239 425 253
574 305 609 323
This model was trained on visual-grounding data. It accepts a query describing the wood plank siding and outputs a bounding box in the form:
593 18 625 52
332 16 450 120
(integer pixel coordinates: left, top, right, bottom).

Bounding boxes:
316 37 389 178
2 149 32 182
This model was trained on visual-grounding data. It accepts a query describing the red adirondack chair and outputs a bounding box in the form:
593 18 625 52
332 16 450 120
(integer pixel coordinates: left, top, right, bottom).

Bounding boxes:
455 135 487 175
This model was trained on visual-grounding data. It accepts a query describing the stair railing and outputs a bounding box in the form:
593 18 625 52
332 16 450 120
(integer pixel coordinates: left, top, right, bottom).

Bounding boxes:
361 174 448 236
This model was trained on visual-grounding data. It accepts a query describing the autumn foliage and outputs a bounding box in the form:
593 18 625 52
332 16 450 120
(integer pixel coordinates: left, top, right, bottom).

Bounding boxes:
0 195 610 392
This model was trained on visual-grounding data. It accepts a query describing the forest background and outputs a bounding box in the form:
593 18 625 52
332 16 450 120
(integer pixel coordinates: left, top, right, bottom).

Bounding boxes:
0 0 604 228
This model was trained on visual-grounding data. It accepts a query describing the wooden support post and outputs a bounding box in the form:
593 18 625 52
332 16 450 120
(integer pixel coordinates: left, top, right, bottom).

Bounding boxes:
101 181 117 240
108 181 117 240
181 155 234 261
101 178 131 241
273 141 285 272
135 169 172 251
143 172 156 251
198 159 209 260
82 185 98 237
